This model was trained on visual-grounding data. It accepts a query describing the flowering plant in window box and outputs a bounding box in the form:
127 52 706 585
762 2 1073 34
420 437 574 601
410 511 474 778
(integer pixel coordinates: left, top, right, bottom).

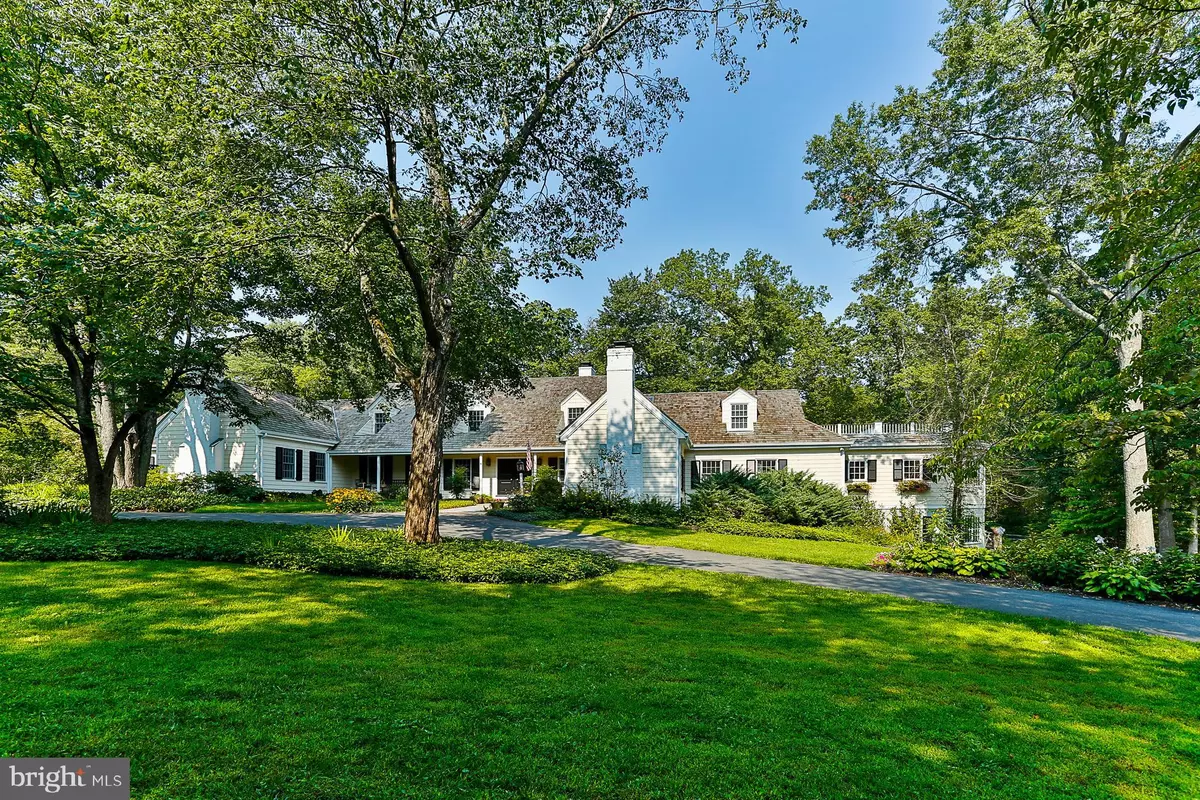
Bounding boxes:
846 482 870 493
897 479 930 494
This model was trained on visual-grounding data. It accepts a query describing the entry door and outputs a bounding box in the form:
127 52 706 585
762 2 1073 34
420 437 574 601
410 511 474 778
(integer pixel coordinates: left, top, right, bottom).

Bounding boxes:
496 458 524 496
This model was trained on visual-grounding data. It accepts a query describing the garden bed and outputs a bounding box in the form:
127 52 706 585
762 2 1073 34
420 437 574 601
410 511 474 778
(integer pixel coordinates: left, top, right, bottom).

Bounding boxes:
0 519 616 584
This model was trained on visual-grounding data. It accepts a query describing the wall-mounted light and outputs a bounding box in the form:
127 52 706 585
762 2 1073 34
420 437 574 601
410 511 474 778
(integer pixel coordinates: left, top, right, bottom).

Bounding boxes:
484 457 491 466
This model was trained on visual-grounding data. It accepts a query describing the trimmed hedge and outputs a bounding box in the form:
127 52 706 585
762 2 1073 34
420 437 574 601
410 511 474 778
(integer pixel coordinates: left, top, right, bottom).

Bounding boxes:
694 517 869 543
0 519 618 584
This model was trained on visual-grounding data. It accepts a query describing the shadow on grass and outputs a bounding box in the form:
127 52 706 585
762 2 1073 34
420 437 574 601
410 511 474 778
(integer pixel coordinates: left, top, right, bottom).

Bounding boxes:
1 559 1198 799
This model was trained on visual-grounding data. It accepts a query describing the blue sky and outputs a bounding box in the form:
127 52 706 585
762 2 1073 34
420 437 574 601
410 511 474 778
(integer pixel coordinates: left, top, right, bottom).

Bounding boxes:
519 0 948 323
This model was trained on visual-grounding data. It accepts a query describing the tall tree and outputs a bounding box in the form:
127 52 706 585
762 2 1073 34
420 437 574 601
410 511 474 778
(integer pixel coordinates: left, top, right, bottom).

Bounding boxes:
0 0 271 520
203 0 806 543
804 0 1199 550
583 248 848 404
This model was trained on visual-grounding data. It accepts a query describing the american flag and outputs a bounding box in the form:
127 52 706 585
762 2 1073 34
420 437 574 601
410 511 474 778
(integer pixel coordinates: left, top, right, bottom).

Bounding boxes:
525 442 534 473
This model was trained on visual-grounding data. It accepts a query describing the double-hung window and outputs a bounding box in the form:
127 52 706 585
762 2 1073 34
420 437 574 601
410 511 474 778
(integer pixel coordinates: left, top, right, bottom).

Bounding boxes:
730 403 749 430
698 460 722 479
281 448 296 480
567 407 584 426
847 458 867 482
902 459 923 480
374 411 387 434
756 459 778 472
468 410 485 431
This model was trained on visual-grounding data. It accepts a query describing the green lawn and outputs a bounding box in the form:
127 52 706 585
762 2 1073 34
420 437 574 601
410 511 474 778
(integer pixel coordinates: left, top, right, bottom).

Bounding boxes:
193 498 476 513
1 560 1197 798
521 516 886 568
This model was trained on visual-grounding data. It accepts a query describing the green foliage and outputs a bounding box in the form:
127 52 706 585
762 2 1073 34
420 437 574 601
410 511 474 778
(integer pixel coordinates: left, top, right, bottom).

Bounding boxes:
693 518 878 544
684 469 877 530
528 466 563 508
506 494 537 513
1081 555 1165 602
0 414 84 485
205 471 268 502
845 482 870 493
325 488 381 514
379 482 407 501
896 479 930 494
750 469 863 527
1007 531 1103 588
447 467 471 500
0 520 616 584
892 544 1010 579
1143 549 1200 601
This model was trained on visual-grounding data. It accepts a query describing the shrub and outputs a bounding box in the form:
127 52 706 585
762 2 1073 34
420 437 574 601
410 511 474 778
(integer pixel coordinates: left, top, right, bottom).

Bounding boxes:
529 466 563 508
751 469 859 527
845 482 870 493
506 493 537 512
611 496 680 527
897 479 931 494
206 471 267 502
325 488 381 514
695 517 865 543
111 483 219 512
1081 550 1163 601
446 467 471 499
1143 549 1200 601
892 543 1010 579
557 485 622 518
472 493 495 505
1007 531 1102 588
0 519 618 584
380 482 407 501
684 482 767 522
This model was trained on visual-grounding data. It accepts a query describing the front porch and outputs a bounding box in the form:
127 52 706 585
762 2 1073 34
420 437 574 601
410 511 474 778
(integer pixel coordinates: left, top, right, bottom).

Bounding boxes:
329 450 566 498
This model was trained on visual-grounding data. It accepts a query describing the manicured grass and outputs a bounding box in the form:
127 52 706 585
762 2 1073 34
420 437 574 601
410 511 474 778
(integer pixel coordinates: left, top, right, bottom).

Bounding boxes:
193 498 476 513
521 516 887 568
1 561 1197 798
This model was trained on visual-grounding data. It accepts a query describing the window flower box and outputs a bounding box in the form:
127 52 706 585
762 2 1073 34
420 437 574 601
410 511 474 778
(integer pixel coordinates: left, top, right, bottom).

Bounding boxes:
897 479 931 494
846 482 870 493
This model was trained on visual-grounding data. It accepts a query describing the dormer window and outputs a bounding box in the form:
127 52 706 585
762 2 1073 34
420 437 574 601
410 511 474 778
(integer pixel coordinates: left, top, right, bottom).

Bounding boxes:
468 410 484 431
567 407 584 426
374 411 387 434
721 389 758 433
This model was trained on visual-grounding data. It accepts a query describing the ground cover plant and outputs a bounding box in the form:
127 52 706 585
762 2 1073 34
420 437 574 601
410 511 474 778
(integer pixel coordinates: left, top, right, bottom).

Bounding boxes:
0 519 615 584
0 560 1197 798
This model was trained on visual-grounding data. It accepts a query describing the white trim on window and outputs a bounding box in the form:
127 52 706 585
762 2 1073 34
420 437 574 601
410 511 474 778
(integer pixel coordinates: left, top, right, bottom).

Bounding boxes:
730 403 749 430
374 411 387 434
848 458 867 482
902 459 923 480
281 448 296 480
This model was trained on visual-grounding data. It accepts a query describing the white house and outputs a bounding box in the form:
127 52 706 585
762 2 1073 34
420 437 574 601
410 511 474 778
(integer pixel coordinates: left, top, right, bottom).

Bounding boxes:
154 343 986 526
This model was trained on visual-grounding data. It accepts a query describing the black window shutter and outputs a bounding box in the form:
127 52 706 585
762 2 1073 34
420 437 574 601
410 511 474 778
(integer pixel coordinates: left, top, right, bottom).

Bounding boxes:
844 457 849 481
745 459 756 474
921 460 931 481
294 449 302 481
690 460 700 489
893 459 903 481
721 459 731 473
777 459 788 472
275 447 284 481
309 452 319 482
867 459 877 482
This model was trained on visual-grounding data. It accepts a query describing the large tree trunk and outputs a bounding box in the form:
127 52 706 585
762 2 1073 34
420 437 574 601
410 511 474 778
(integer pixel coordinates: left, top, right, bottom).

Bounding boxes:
1157 497 1176 553
404 342 453 544
1116 308 1155 552
1189 497 1199 555
79 417 115 524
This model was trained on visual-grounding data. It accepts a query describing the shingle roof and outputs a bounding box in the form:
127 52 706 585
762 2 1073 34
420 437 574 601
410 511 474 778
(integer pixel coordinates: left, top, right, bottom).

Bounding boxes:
232 379 848 453
443 375 608 451
647 389 850 446
225 384 339 443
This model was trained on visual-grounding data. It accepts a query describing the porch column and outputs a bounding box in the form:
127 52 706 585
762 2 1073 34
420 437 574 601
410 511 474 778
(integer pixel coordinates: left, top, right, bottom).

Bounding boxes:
479 454 484 497
375 455 381 492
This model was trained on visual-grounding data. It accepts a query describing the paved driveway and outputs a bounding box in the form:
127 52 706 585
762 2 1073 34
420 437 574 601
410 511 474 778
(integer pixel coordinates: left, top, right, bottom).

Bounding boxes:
122 508 1200 642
